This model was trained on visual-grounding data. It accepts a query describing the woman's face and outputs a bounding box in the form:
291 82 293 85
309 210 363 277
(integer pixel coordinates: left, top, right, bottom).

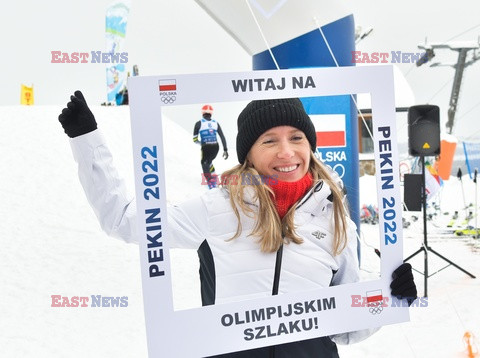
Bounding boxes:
247 126 311 182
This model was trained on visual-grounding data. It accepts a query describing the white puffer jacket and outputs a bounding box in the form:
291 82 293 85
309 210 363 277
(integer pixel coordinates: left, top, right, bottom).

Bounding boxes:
69 129 376 345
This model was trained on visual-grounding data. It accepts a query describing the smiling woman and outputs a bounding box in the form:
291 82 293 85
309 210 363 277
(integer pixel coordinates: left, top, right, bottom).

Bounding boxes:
222 98 349 257
247 126 311 182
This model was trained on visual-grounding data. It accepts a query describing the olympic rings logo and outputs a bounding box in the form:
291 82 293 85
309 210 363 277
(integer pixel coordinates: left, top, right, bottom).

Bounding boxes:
160 94 176 104
368 300 384 315
332 163 345 179
324 163 346 179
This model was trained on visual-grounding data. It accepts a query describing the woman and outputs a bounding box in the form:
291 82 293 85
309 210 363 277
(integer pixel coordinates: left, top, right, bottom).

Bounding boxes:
59 92 416 357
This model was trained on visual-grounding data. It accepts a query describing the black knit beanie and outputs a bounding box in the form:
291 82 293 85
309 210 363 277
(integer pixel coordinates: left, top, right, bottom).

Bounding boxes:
236 98 317 164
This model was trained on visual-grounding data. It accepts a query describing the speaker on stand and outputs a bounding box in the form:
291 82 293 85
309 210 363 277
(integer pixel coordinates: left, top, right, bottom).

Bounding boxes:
404 105 475 297
408 105 441 157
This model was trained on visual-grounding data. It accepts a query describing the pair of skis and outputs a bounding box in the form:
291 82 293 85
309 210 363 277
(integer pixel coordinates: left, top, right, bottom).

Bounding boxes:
447 209 474 228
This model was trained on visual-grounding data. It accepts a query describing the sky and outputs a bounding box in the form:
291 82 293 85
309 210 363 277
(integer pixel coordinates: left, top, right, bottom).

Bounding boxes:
1 0 480 143
345 0 480 142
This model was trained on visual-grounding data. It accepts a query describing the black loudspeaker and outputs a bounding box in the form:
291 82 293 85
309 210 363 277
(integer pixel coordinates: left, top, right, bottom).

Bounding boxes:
408 105 440 156
404 174 422 211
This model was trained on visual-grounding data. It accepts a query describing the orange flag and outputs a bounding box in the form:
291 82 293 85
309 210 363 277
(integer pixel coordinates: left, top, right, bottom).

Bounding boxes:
436 135 457 180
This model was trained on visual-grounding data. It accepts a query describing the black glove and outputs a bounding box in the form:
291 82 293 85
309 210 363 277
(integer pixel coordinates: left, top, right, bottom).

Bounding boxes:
390 263 418 306
223 151 229 160
58 90 97 138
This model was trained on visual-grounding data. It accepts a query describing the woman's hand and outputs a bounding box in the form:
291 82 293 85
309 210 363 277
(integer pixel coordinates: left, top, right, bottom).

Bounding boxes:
390 263 418 306
58 90 97 138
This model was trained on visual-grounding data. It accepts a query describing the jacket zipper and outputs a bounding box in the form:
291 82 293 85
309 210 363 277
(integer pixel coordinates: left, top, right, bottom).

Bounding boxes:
269 239 284 358
271 241 284 295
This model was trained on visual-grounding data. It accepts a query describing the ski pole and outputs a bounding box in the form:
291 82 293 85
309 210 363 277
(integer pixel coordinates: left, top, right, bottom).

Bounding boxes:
475 168 478 238
457 168 468 216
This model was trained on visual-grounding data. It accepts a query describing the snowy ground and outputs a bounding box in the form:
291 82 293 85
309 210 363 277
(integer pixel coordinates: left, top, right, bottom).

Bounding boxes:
1 106 479 357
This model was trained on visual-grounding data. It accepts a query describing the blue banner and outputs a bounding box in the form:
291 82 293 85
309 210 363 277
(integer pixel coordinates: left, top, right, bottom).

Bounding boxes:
463 142 480 179
106 1 130 103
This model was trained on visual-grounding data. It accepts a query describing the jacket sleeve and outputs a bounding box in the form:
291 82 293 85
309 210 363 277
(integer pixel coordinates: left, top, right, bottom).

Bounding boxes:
331 218 360 286
70 130 138 243
167 196 210 249
216 123 228 151
69 129 210 249
329 218 380 344
193 121 201 144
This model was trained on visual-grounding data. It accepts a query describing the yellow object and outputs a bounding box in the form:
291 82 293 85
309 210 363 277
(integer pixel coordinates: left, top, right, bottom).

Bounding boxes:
423 142 431 149
20 84 34 105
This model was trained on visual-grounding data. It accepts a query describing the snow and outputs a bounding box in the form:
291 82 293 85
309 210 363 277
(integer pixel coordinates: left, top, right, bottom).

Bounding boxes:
1 105 479 357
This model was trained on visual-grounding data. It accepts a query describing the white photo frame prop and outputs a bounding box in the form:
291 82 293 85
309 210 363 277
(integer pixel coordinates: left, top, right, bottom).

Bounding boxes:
128 66 407 357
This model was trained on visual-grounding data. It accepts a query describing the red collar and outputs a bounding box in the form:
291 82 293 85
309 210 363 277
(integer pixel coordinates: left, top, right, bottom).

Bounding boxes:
268 173 313 219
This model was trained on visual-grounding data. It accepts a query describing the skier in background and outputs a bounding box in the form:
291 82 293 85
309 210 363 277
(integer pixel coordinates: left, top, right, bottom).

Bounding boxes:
193 104 228 189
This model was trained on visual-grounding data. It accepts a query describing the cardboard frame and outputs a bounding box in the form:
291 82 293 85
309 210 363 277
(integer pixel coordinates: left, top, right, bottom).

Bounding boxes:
127 66 407 357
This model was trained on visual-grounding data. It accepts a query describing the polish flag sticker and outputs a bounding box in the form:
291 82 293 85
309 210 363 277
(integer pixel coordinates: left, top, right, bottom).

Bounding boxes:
310 114 346 148
366 289 383 306
158 79 177 92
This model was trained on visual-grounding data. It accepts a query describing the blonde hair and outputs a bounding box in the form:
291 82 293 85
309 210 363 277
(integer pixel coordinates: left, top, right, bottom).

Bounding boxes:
221 152 349 255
